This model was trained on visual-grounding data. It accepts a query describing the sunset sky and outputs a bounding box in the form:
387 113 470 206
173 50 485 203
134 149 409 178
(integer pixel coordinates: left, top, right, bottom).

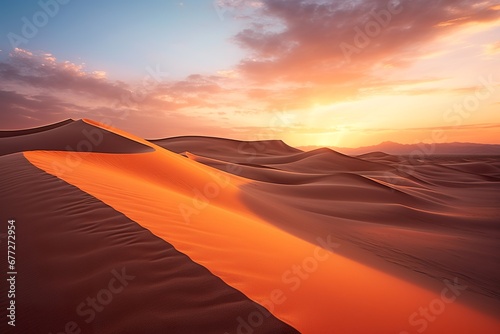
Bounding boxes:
0 0 499 148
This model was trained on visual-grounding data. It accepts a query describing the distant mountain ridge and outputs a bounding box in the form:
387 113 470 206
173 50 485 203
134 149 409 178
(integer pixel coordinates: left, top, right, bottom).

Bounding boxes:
299 141 500 156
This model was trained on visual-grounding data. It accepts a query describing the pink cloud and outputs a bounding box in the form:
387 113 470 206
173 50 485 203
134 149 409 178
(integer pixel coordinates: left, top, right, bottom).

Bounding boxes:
235 0 500 85
0 50 242 137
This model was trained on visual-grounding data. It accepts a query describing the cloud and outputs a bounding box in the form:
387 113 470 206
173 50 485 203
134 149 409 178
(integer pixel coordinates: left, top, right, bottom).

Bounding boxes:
234 0 500 86
213 0 265 20
0 90 85 128
0 49 242 137
0 49 235 114
0 49 129 101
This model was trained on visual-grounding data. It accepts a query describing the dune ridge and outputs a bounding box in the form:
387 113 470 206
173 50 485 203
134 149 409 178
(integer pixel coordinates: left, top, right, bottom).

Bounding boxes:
304 141 500 156
0 119 74 137
150 135 301 159
0 119 153 157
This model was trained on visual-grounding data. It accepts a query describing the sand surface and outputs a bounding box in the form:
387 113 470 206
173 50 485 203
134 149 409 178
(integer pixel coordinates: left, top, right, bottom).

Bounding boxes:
1 120 499 333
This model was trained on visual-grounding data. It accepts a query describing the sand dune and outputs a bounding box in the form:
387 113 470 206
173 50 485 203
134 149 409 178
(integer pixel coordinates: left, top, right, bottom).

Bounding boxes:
0 119 74 137
0 119 153 157
247 148 390 173
1 119 499 333
316 141 500 156
151 136 301 161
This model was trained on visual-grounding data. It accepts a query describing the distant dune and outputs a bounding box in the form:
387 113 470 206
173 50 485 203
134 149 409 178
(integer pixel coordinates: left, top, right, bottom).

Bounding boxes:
1 119 499 333
151 135 301 158
301 141 500 156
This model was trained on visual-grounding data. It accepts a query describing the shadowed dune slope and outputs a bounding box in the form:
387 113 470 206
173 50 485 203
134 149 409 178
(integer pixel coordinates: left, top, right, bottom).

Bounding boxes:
150 135 301 160
0 119 74 137
0 119 153 157
0 153 298 334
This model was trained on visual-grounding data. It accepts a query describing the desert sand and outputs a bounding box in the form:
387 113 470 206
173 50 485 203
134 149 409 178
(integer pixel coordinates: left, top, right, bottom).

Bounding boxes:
1 119 499 333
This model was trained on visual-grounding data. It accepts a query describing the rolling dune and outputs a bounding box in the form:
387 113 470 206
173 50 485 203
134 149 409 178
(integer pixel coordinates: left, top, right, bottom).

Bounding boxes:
1 119 499 333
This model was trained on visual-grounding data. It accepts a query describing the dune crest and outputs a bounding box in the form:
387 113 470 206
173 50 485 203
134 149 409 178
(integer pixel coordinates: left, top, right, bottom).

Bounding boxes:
0 119 153 157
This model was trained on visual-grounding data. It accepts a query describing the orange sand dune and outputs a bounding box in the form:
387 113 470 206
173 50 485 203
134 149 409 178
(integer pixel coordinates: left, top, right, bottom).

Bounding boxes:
16 119 499 334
